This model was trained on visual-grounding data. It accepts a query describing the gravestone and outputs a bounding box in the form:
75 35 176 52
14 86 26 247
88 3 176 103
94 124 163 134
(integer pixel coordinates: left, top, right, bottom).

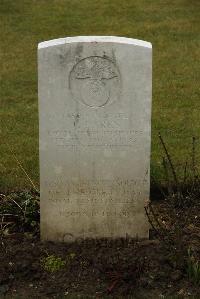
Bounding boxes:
38 36 152 241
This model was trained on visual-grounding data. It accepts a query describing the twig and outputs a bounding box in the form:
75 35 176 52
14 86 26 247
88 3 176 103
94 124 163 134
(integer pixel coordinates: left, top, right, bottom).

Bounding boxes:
183 160 188 186
162 157 173 196
8 196 23 211
144 206 164 240
192 137 196 180
158 132 179 188
151 175 167 199
149 204 166 233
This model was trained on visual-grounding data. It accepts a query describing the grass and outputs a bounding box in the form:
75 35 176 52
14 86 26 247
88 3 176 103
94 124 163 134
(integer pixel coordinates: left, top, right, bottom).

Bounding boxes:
187 248 200 286
0 0 200 190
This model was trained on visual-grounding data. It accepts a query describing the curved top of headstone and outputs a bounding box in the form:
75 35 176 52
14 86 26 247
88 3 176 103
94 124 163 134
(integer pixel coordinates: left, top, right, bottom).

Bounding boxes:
38 36 152 50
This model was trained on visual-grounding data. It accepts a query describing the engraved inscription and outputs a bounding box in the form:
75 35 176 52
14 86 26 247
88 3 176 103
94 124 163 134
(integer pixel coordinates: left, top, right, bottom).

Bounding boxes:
48 129 143 149
45 179 144 205
59 209 136 218
69 56 121 108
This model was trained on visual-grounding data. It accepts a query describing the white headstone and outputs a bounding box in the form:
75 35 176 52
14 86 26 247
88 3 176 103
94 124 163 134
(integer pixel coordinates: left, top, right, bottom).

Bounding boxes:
38 36 152 241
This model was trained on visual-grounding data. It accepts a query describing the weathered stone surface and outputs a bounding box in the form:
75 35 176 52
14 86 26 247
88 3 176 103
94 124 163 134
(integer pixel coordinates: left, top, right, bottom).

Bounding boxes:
38 36 152 241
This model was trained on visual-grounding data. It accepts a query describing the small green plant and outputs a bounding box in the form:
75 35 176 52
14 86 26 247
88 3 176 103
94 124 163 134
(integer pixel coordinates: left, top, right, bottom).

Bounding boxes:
41 254 66 273
187 248 200 285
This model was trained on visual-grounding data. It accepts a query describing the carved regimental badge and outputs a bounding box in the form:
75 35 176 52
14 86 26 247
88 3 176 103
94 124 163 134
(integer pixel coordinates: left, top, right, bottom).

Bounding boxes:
69 56 121 108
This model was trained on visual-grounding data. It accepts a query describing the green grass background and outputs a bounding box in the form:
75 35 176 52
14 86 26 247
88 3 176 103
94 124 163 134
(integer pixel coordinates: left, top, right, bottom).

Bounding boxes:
0 0 200 191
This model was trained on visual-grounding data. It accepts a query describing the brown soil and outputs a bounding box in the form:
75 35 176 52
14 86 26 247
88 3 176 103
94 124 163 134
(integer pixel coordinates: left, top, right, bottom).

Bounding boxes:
0 199 200 299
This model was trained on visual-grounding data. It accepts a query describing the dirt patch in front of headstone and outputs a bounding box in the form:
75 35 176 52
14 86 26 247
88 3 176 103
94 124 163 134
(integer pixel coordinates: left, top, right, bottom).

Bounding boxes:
0 198 199 298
